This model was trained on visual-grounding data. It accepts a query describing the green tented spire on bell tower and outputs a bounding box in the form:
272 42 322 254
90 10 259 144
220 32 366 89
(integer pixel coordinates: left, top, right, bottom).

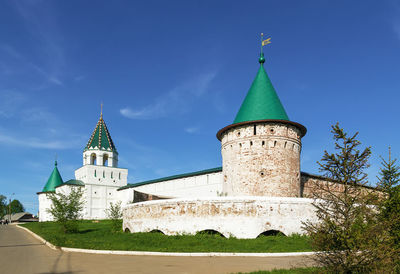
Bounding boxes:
233 51 289 124
41 161 63 192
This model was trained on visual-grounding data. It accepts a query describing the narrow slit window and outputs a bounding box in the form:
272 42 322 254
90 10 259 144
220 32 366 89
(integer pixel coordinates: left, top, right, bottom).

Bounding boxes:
103 171 105 178
94 170 96 177
111 172 113 179
119 172 121 179
253 125 256 135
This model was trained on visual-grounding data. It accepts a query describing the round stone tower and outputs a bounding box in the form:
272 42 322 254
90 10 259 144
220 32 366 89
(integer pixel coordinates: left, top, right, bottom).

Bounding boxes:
217 52 306 197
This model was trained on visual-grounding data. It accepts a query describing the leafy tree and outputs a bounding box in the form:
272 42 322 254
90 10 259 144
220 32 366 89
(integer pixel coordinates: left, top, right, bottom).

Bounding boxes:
0 195 6 219
47 187 84 233
9 199 25 214
105 201 123 233
303 123 384 273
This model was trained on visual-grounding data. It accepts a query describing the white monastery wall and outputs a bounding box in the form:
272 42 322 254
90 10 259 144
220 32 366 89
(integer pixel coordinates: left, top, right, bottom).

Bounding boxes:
119 171 223 202
123 197 318 238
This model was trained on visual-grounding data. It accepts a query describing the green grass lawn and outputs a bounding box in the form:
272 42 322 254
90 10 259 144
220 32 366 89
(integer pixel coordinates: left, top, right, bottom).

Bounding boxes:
21 220 312 253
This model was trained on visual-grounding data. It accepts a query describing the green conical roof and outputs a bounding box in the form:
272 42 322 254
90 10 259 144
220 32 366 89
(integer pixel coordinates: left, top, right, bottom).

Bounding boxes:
85 114 116 151
233 53 289 124
42 161 63 192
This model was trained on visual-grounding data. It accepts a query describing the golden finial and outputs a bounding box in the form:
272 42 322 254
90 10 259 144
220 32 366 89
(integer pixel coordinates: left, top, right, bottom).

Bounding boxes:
100 102 103 118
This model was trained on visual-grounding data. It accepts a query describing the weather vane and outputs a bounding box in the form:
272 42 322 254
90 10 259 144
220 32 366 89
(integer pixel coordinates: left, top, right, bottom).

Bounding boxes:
260 33 271 54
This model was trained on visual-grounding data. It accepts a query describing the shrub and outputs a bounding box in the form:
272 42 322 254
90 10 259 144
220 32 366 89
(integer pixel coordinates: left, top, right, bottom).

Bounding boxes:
47 187 84 233
105 201 122 233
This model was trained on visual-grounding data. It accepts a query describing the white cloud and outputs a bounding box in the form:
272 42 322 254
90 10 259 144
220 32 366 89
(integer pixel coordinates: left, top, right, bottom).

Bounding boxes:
120 71 217 120
0 133 73 149
184 127 199 134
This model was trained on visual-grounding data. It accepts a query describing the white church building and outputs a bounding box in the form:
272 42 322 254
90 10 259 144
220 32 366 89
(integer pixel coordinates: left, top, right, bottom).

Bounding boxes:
38 113 128 221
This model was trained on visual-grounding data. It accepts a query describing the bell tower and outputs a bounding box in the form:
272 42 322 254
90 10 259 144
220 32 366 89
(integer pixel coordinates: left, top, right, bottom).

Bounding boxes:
75 106 128 219
82 106 118 167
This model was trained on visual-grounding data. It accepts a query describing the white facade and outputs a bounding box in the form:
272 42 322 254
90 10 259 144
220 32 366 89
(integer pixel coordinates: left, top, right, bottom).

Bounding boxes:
75 165 127 219
120 170 223 200
38 193 54 222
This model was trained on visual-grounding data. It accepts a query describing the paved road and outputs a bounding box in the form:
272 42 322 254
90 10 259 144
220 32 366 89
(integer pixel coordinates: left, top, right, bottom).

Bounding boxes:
0 224 315 274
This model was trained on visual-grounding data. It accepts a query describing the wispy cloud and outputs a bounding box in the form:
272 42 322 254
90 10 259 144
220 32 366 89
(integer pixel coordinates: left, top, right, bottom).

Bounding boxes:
0 90 27 118
394 22 400 41
0 43 64 88
0 132 75 149
184 127 199 134
120 71 217 119
391 1 400 41
1 1 66 88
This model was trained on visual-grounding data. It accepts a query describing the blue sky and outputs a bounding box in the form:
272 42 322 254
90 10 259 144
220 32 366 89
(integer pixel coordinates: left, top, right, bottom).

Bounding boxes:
1 0 400 214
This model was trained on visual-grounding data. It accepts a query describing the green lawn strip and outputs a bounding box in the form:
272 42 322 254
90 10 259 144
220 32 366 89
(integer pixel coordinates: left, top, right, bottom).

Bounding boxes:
20 220 312 253
237 267 320 274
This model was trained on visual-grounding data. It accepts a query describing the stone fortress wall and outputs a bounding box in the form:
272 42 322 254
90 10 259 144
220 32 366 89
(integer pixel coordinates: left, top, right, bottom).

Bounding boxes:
220 122 302 197
123 197 318 238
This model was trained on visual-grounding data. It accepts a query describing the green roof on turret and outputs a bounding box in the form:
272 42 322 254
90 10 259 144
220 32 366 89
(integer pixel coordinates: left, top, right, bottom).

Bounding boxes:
41 161 63 192
233 52 289 124
85 112 116 152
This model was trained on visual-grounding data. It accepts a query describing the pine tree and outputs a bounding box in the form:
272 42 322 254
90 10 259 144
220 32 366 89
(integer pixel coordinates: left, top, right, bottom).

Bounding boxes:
377 147 400 271
377 146 400 190
303 123 382 273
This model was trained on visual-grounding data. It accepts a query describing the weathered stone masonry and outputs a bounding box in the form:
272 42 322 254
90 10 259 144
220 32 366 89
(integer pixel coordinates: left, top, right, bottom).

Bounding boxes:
219 122 304 197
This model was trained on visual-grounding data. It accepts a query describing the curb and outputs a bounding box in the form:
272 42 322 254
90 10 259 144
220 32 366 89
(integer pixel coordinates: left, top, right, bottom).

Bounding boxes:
17 225 58 251
17 225 316 257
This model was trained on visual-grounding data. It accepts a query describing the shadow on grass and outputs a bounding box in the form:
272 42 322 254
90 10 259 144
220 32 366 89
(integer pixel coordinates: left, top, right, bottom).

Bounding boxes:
76 229 96 234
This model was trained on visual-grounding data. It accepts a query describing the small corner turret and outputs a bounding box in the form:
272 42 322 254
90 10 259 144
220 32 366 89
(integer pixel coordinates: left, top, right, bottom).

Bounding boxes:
41 160 63 193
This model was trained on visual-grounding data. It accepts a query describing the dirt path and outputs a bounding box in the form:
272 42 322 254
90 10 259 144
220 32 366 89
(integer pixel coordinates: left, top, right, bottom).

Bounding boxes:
0 224 315 274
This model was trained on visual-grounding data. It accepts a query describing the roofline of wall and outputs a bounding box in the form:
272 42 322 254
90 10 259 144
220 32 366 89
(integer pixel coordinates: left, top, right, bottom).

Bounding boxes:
117 167 378 192
117 167 223 191
55 181 85 189
300 171 378 190
36 191 55 195
216 119 307 141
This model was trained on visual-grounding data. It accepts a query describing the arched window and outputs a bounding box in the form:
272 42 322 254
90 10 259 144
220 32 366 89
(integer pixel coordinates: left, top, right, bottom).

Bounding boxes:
103 154 108 166
90 153 96 165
